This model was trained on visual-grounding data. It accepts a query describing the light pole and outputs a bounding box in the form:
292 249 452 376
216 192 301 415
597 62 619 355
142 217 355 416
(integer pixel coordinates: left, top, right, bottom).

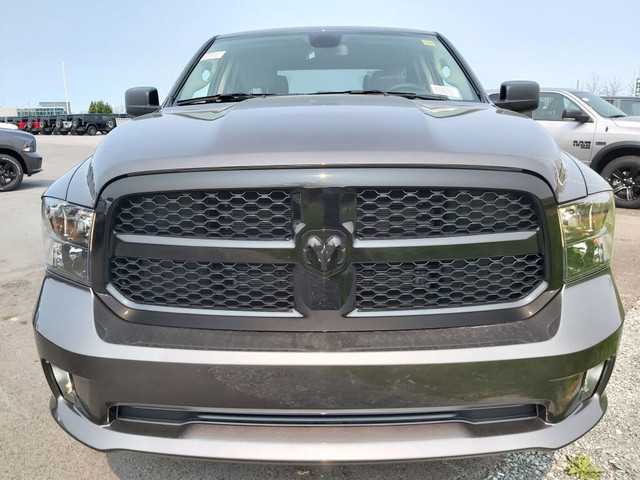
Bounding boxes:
59 61 70 114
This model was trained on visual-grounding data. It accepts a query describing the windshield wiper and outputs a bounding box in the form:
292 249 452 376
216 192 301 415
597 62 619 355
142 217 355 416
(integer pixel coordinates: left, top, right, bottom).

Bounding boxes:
312 90 448 101
314 90 389 96
176 93 274 106
385 91 449 101
609 114 627 118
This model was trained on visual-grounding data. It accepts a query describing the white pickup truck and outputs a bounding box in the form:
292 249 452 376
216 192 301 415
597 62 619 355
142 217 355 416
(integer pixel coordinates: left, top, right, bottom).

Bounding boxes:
491 88 640 208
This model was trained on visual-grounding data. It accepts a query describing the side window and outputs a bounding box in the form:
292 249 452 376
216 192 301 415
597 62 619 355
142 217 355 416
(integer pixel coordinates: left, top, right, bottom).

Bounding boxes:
532 93 581 121
620 100 640 116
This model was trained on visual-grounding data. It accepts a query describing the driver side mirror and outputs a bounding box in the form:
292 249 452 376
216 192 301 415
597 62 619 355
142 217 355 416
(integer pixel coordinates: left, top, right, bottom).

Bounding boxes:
562 109 591 123
493 81 540 114
125 87 160 117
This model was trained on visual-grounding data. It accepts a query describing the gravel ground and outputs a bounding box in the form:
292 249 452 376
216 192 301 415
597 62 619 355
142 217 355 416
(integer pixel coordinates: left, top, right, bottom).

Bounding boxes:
485 299 640 480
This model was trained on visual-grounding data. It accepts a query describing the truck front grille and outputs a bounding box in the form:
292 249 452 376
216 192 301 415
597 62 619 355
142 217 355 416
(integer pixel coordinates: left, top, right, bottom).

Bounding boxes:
357 188 539 239
110 257 294 312
113 190 292 240
356 254 544 311
101 169 552 328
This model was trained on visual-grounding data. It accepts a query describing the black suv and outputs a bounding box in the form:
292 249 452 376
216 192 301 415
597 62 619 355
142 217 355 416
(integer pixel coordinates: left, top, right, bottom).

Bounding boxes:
39 117 56 135
71 114 117 135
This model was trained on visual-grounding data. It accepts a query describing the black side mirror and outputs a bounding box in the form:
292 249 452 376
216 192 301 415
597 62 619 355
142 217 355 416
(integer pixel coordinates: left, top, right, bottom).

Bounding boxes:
562 109 591 123
125 87 160 117
493 81 540 113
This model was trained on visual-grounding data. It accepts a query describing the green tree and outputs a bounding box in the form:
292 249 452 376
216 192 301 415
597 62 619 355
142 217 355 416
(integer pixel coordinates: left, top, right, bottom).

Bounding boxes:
88 100 113 114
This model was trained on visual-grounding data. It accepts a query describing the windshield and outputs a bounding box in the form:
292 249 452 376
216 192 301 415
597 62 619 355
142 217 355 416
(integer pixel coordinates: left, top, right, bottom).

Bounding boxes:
576 91 626 118
176 30 480 103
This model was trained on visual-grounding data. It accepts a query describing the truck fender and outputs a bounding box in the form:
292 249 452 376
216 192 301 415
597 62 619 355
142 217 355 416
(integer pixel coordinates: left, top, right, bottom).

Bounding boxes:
591 141 640 172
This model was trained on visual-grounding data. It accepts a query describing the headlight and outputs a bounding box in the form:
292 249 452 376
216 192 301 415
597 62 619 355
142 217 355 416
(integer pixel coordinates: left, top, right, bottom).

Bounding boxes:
559 191 615 282
22 139 36 152
42 197 94 285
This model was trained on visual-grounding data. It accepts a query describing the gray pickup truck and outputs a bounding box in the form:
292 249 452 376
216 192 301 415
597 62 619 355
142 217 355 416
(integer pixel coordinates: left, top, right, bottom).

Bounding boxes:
0 128 43 191
33 27 623 463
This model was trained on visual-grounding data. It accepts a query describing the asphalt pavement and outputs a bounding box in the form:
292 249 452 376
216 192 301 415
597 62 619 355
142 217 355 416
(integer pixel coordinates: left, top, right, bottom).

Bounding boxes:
1 135 639 480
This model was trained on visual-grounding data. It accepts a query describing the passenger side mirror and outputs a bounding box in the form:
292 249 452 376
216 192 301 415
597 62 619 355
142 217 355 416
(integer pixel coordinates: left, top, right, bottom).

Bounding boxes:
562 109 591 123
125 87 160 117
493 81 540 114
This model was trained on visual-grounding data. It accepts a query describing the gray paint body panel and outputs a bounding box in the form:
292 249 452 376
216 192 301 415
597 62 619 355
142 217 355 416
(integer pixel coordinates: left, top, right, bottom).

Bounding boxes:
34 273 622 461
61 96 576 206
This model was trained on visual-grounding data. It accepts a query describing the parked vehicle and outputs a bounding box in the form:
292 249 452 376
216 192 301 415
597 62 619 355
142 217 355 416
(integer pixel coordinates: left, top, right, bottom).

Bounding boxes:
71 114 117 135
34 27 623 463
602 96 640 117
55 115 73 135
489 88 640 208
533 89 640 208
0 128 43 191
24 117 41 135
39 117 56 135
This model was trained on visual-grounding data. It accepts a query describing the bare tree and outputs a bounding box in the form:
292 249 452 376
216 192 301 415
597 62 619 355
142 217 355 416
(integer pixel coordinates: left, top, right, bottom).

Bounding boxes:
583 72 600 93
629 82 636 96
601 76 623 97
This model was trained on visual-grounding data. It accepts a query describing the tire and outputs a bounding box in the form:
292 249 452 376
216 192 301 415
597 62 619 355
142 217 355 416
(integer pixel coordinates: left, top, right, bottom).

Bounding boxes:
0 154 24 192
601 156 640 209
106 119 116 130
53 127 60 135
72 118 81 127
55 119 62 128
60 131 68 135
87 125 97 136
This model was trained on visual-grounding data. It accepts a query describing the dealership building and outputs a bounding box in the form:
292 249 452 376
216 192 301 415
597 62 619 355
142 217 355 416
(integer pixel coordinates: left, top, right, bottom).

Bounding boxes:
0 101 70 119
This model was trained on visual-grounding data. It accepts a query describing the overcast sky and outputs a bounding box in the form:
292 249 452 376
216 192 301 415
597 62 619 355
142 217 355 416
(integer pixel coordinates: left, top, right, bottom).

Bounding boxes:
2 0 638 113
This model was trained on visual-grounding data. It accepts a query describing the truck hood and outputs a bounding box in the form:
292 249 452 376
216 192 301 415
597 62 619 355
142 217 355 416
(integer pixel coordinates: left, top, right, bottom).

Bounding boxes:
81 95 568 202
611 116 640 130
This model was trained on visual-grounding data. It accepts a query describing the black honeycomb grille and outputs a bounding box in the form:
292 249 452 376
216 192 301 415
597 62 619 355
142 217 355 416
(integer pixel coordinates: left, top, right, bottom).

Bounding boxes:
113 190 292 240
356 188 539 239
356 254 544 311
110 257 294 312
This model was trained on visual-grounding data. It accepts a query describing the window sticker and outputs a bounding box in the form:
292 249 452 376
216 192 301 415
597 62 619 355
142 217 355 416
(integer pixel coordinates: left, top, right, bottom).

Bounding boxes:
421 39 436 46
201 51 226 61
431 85 462 99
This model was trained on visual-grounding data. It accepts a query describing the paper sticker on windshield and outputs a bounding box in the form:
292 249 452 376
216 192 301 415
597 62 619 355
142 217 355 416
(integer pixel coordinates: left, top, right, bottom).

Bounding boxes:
201 51 225 61
431 85 461 99
421 39 436 46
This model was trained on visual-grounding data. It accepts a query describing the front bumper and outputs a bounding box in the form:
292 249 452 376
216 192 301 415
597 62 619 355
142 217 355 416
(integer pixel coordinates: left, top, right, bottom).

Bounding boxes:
21 151 43 175
33 274 623 463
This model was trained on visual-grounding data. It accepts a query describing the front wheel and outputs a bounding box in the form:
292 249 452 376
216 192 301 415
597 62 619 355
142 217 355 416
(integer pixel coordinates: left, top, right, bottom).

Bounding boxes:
0 154 24 192
87 125 97 136
602 156 640 209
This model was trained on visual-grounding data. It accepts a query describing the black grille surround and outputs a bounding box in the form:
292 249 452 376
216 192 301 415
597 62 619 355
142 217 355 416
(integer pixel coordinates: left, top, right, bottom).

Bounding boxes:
115 404 541 426
357 188 540 239
113 190 292 240
356 254 544 311
99 168 558 330
110 257 294 312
